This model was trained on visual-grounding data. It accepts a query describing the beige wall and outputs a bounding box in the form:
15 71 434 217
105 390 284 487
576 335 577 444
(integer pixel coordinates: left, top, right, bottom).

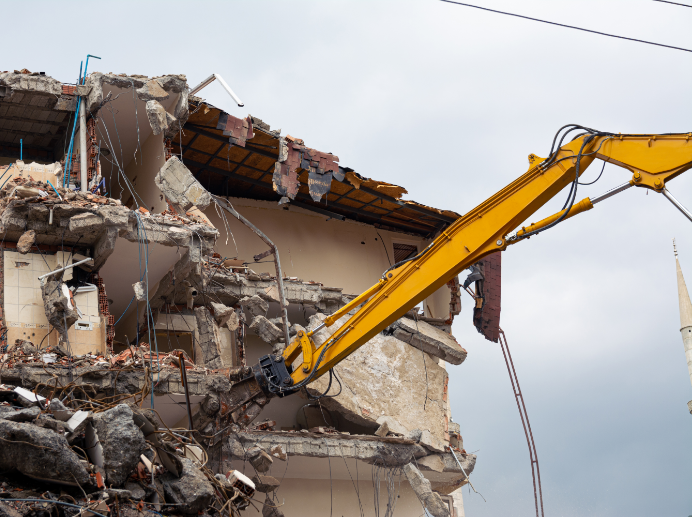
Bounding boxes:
205 198 453 303
240 475 426 517
122 131 167 213
0 162 60 187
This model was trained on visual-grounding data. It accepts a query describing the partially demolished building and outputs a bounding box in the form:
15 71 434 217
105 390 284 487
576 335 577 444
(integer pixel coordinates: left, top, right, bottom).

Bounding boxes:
0 69 476 517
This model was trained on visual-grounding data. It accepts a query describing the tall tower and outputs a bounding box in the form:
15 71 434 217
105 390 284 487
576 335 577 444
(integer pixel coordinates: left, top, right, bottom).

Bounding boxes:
673 240 692 414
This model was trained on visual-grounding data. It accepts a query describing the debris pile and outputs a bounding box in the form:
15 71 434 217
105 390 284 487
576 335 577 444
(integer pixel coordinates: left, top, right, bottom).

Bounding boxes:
0 393 256 517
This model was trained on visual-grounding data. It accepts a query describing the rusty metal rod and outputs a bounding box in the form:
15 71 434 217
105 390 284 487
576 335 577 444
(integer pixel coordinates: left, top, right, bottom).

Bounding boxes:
212 195 291 351
178 353 194 434
499 329 544 517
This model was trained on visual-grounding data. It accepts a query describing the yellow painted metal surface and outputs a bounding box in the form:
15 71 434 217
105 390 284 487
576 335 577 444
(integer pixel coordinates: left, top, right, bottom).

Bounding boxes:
284 133 692 384
514 197 594 240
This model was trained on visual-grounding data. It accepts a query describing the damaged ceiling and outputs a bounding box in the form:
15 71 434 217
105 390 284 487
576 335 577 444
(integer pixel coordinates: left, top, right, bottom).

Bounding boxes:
0 71 76 163
173 101 461 237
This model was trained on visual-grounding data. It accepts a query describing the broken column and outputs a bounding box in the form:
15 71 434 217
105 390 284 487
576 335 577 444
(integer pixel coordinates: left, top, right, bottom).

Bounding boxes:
403 462 450 517
194 306 224 369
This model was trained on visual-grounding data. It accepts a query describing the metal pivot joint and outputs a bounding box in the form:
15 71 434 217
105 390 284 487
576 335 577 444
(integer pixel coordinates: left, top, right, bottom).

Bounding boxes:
253 354 296 397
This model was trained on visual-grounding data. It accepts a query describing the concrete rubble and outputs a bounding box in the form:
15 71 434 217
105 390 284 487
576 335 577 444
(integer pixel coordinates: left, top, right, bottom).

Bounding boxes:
16 230 35 254
0 387 254 516
40 278 79 337
160 458 215 514
154 157 211 214
0 418 90 485
91 404 147 486
390 317 467 365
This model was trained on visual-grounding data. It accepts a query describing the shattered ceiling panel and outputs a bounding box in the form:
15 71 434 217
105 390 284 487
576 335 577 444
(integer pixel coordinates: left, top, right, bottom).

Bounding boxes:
175 100 460 236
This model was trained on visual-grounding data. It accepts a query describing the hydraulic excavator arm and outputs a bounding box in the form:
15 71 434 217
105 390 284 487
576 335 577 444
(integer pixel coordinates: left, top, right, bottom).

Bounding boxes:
226 126 692 427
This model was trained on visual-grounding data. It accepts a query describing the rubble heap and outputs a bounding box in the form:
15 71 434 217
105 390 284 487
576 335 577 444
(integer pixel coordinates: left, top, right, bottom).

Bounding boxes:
0 391 253 517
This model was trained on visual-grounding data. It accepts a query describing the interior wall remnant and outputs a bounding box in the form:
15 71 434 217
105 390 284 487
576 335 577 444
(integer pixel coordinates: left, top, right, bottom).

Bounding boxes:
204 198 416 296
424 284 449 321
122 131 166 213
0 161 61 186
201 198 455 321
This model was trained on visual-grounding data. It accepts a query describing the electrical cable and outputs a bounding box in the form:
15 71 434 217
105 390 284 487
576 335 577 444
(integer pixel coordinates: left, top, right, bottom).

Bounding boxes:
0 499 108 517
517 132 599 240
653 0 692 6
305 368 343 400
578 159 607 185
439 0 692 53
375 230 392 266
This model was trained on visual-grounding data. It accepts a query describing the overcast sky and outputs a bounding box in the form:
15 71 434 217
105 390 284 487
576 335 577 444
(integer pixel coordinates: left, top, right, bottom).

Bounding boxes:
5 1 692 515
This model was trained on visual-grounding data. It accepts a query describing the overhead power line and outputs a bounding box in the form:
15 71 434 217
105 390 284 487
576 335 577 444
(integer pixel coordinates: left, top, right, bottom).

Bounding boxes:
653 0 692 7
439 0 692 53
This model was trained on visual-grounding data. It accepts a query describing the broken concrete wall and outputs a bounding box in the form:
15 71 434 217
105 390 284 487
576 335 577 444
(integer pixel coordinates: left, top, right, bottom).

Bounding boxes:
302 314 451 451
83 73 189 214
85 73 188 139
194 306 226 369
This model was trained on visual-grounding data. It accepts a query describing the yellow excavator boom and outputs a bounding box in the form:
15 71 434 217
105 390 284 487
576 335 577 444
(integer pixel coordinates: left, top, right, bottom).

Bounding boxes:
283 130 692 386
226 126 692 424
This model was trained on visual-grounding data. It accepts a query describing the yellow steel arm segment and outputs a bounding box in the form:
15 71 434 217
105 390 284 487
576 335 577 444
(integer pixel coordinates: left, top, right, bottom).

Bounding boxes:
285 132 692 385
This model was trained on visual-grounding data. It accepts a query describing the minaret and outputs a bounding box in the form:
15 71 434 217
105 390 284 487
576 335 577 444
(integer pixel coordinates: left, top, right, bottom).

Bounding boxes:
673 241 692 414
